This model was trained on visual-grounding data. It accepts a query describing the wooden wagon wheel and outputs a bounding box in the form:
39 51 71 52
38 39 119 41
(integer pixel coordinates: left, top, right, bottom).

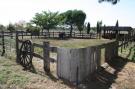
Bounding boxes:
19 40 33 68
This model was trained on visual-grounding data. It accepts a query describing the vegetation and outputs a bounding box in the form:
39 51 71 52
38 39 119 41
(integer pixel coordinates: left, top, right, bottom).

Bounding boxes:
29 38 112 48
98 0 119 4
97 21 102 34
7 24 16 32
31 11 59 33
87 22 91 34
61 10 86 36
0 24 6 31
0 58 29 88
14 21 26 31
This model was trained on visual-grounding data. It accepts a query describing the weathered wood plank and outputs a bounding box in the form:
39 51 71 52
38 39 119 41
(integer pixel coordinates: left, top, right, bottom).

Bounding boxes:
33 52 44 59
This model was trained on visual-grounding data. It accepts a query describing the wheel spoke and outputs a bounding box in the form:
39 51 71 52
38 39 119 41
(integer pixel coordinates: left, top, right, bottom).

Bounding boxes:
19 40 33 68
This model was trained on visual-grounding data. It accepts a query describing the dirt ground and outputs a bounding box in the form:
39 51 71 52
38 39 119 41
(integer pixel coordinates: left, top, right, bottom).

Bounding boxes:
25 43 135 89
1 55 135 89
78 57 135 89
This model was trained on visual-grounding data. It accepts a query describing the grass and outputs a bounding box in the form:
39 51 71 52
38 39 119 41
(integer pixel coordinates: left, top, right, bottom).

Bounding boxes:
0 39 135 89
118 42 135 62
0 57 73 89
0 58 29 88
29 38 114 48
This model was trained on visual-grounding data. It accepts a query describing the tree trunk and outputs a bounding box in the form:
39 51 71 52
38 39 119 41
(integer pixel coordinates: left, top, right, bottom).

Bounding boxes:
42 29 43 35
70 25 73 37
80 31 82 35
47 28 50 38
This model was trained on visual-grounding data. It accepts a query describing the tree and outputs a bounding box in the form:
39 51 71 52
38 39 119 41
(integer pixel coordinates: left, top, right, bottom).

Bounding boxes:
7 24 15 32
73 10 86 34
97 21 102 34
62 10 86 36
115 20 119 37
14 20 26 31
97 21 102 38
31 11 59 33
62 10 74 37
87 22 91 34
0 24 6 31
25 23 34 32
98 0 120 4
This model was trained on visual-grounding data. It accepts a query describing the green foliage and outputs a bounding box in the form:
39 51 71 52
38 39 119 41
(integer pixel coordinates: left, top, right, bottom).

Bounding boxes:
0 24 6 31
115 20 119 27
31 11 59 32
115 20 119 35
14 21 26 31
26 23 40 35
87 22 91 34
62 10 86 35
97 21 102 34
25 23 33 32
7 24 15 32
99 0 119 4
73 10 86 33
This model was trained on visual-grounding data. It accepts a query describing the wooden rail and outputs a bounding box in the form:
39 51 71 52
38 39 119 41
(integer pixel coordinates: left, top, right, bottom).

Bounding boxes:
16 31 57 73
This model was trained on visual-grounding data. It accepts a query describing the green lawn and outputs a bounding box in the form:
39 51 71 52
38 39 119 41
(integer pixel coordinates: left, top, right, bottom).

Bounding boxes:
29 38 114 48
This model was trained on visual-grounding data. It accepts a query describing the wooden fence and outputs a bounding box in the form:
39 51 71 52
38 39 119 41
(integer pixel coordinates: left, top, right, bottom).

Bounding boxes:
3 31 97 39
57 41 118 84
56 31 135 84
1 30 135 85
16 31 57 73
0 31 15 56
117 30 135 53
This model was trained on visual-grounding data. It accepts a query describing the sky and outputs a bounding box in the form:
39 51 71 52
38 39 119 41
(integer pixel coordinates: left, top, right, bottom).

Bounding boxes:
0 0 134 27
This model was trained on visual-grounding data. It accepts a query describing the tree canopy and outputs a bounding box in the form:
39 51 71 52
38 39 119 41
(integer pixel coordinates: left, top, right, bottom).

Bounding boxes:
0 24 5 31
61 10 86 36
87 22 91 34
31 11 60 32
7 24 15 32
99 0 120 4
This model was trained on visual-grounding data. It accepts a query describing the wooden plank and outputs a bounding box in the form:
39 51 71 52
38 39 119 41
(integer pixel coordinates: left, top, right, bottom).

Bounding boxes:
32 52 44 59
32 52 56 62
57 48 71 80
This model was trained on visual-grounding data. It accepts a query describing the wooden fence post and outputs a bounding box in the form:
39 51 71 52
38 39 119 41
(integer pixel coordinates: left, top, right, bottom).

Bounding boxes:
121 37 123 53
53 31 54 38
16 31 20 63
22 31 23 39
31 32 32 39
1 31 5 56
43 41 50 73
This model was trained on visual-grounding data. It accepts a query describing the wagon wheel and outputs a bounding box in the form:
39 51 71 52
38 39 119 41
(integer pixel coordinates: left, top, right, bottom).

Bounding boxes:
19 40 33 68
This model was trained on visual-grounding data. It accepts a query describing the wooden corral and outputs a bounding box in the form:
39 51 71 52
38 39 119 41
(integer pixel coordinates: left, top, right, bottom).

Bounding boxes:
1 30 135 86
57 41 118 84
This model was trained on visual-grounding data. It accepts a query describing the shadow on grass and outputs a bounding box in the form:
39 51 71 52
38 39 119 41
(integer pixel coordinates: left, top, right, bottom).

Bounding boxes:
23 64 37 74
